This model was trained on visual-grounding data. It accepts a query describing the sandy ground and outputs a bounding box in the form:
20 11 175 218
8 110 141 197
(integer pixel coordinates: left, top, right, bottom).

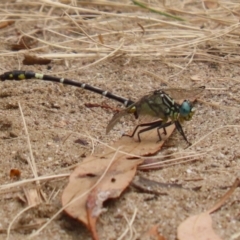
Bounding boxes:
0 1 240 240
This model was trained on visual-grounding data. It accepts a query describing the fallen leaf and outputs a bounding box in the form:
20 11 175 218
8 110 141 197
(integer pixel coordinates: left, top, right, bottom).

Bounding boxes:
62 154 142 239
131 175 182 195
178 212 222 240
86 158 142 239
132 176 201 196
178 178 240 240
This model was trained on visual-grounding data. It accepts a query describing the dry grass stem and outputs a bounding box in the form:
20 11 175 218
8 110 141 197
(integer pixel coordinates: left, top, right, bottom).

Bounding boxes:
118 207 138 240
7 205 35 240
18 102 38 179
0 174 69 192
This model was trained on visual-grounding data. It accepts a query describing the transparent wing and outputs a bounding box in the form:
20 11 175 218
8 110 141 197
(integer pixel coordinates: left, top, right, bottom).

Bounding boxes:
106 109 130 134
106 93 169 133
160 86 205 100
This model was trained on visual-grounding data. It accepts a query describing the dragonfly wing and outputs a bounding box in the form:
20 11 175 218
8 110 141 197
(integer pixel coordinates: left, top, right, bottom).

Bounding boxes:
106 109 129 134
163 86 205 100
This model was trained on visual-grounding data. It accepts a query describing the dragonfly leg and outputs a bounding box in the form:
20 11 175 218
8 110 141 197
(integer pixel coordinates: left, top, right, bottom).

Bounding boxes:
175 120 191 146
124 120 191 145
133 111 139 119
123 120 164 142
136 121 164 142
123 123 143 140
156 121 173 142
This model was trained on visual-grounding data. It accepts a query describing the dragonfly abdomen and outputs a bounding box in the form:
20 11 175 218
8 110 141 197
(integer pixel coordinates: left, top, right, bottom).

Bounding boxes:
0 70 134 107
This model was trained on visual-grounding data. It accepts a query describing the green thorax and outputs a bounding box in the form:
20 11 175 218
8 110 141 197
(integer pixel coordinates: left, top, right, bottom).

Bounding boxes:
127 90 182 123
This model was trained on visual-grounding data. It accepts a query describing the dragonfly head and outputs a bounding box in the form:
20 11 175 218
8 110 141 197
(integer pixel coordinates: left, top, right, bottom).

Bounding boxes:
179 100 195 122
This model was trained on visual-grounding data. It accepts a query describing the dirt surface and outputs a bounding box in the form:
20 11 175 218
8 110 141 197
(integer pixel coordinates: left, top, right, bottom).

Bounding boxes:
0 1 240 240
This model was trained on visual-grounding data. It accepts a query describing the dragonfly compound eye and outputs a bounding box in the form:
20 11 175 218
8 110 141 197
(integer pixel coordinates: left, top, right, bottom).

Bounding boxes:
179 100 192 117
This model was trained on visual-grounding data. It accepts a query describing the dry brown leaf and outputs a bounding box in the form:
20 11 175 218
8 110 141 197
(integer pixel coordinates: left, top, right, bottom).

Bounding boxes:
177 178 240 240
131 175 182 195
178 212 222 240
62 156 142 239
86 158 142 239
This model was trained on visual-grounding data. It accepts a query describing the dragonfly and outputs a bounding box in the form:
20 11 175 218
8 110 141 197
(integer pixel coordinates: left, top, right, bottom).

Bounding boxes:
0 70 204 145
106 86 205 145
